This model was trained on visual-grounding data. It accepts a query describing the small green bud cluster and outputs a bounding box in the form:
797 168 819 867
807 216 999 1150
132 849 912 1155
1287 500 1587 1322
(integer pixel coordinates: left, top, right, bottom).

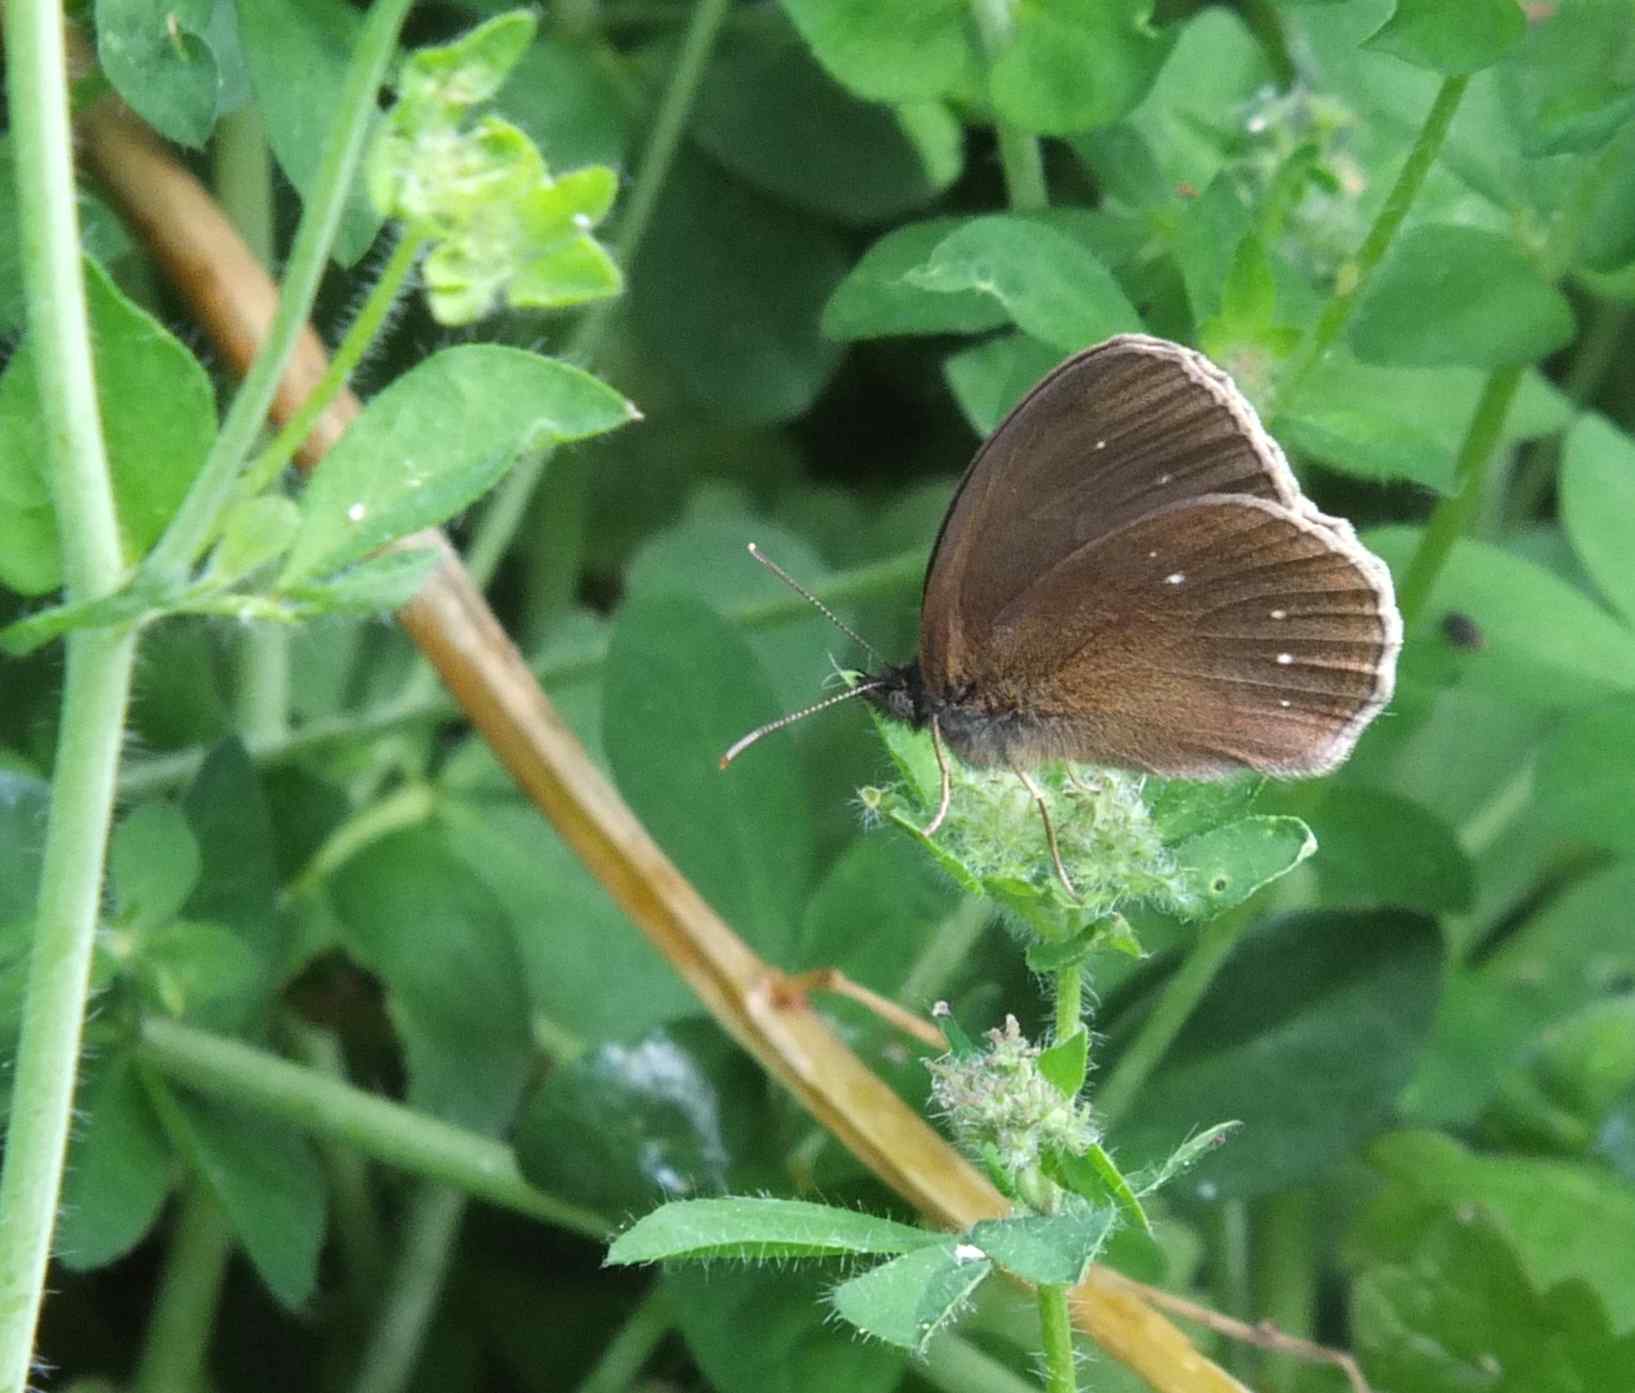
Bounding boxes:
926 1015 1100 1182
367 11 622 325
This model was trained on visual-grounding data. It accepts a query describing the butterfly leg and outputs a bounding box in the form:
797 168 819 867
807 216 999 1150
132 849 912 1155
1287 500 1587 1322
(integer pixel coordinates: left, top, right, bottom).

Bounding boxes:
1014 767 1078 900
921 715 953 838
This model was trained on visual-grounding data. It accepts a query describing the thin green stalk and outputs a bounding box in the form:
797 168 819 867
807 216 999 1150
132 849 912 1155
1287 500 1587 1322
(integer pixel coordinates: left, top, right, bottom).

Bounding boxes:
995 124 1049 212
0 0 140 1383
919 1332 1044 1393
137 1015 609 1238
241 227 430 500
119 545 926 799
288 781 438 897
1053 962 1082 1044
465 0 736 635
572 1282 673 1393
1275 74 1470 415
1254 1189 1317 1393
1036 1283 1078 1393
350 1186 468 1393
1210 1199 1254 1378
143 0 417 583
899 898 992 1010
1394 365 1526 625
131 1186 234 1393
1095 905 1251 1128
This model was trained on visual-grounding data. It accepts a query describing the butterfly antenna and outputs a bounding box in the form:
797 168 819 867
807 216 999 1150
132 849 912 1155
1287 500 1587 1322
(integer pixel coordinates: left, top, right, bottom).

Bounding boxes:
720 681 886 769
747 543 884 666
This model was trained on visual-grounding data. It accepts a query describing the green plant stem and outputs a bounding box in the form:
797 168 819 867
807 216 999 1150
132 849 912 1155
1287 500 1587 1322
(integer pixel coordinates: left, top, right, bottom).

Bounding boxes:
572 1282 673 1393
1210 1200 1254 1378
1094 905 1251 1128
289 780 438 897
131 1185 234 1393
1053 962 1082 1044
1036 1283 1078 1393
463 0 735 635
1254 1189 1316 1393
1394 365 1526 625
142 0 417 583
996 125 1049 212
241 226 430 500
919 1333 1043 1393
899 898 992 1009
0 0 141 1383
351 1186 468 1393
1274 74 1470 415
120 544 926 798
137 1015 608 1237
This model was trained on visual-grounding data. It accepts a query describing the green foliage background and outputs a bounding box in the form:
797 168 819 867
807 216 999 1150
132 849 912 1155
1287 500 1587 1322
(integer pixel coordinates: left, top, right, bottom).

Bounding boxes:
3 0 1635 1390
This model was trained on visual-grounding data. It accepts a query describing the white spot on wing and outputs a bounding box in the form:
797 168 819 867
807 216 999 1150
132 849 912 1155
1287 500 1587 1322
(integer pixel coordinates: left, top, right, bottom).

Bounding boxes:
1165 572 1185 585
1277 653 1293 665
1094 439 1106 450
1271 608 1287 620
1279 699 1292 708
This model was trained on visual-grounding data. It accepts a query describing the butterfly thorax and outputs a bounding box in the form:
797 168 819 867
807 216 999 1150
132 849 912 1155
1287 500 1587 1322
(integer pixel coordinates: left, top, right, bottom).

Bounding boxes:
866 660 1046 769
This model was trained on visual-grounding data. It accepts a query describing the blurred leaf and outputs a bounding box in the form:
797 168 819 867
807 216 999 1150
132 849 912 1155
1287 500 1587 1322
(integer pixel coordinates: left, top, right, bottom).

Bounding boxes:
282 547 440 615
180 740 283 971
1351 225 1574 367
1304 787 1474 913
968 1206 1116 1286
57 1054 173 1271
906 216 1142 354
208 496 301 584
1367 527 1635 707
330 828 532 1131
1562 412 1635 627
1364 0 1524 75
1534 698 1635 857
671 1260 910 1393
1353 1207 1635 1393
438 799 699 1045
495 36 631 170
130 920 267 1028
631 156 847 425
0 769 49 928
1498 0 1635 156
823 219 1014 342
1108 908 1444 1199
110 802 201 933
944 332 1065 436
153 1079 326 1309
0 258 215 595
235 0 380 264
519 1018 773 1217
609 1193 938 1264
97 0 220 147
1144 775 1262 845
778 0 978 104
988 0 1174 136
603 595 816 964
281 346 633 584
1355 1129 1635 1329
1577 123 1635 273
830 1241 989 1354
694 29 960 224
1169 815 1315 919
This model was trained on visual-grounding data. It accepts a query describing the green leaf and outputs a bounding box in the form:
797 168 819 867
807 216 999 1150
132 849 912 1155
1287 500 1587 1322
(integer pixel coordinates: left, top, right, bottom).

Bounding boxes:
0 770 50 929
693 29 961 224
1280 355 1572 494
829 1241 990 1353
1561 412 1635 627
130 919 266 1027
1107 908 1444 1199
1498 0 1635 156
179 740 283 971
631 156 846 425
1350 225 1575 368
1302 787 1474 913
670 1262 909 1393
1355 1130 1635 1329
393 10 536 112
1366 526 1635 706
110 802 201 933
1132 1120 1242 1196
608 1196 941 1264
943 333 1066 436
283 547 440 614
495 36 631 170
967 1206 1117 1286
1169 815 1316 919
151 1079 326 1309
57 1054 173 1271
208 496 301 584
96 0 220 147
235 0 380 265
1044 1143 1152 1233
906 216 1143 354
1533 698 1635 857
778 0 979 105
330 828 532 1131
603 595 816 964
1353 1208 1635 1393
1364 0 1525 75
1039 1028 1088 1099
988 0 1174 136
0 258 216 595
823 218 1014 342
281 346 632 585
1144 775 1262 845
518 1019 773 1216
